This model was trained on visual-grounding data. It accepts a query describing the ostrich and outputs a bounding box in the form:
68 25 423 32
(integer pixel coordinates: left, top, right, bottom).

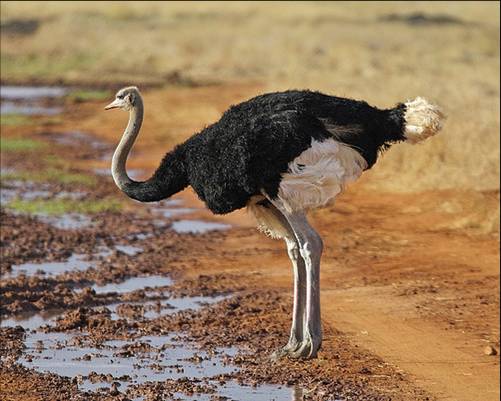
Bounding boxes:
105 87 443 359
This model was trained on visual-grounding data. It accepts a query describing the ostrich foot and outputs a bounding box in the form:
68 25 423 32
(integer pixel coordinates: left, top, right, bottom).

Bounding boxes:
270 340 301 361
288 333 321 359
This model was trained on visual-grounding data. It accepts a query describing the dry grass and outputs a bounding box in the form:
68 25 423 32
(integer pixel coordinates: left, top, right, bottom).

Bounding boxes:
1 2 499 196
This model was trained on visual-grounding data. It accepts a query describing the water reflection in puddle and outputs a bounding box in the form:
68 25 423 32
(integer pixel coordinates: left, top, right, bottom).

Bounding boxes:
1 101 62 115
0 187 20 204
5 295 309 399
54 190 87 200
106 295 228 321
0 309 63 331
0 189 85 208
0 294 225 331
20 331 304 400
127 232 153 241
6 254 92 279
1 86 67 100
171 220 231 234
93 168 143 180
114 245 143 256
21 331 237 393
91 276 173 294
1 244 141 281
38 213 93 230
155 207 197 219
0 181 51 203
22 331 306 400
47 131 109 151
1 86 67 116
223 382 304 401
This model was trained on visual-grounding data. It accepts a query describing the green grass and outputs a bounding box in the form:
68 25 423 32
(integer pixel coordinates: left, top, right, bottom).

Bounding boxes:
0 137 46 151
1 52 101 83
1 168 96 186
7 197 122 215
67 89 111 102
0 114 32 126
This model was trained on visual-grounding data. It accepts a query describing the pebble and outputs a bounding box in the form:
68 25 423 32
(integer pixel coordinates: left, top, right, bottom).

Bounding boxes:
484 345 498 356
110 382 119 396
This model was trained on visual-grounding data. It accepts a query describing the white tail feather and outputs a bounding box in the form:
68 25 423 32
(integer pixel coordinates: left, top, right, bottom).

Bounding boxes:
403 97 445 144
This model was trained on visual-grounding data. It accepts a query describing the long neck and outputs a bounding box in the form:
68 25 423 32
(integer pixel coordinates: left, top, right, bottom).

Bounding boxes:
111 97 188 203
111 98 144 190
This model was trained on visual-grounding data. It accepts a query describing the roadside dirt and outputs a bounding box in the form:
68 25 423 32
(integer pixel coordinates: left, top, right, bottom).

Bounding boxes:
1 83 499 401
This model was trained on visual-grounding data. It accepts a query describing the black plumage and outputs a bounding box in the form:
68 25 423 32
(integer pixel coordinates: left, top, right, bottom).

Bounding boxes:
127 90 407 213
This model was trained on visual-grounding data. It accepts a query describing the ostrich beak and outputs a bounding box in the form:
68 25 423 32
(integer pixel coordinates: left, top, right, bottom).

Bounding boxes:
104 99 122 110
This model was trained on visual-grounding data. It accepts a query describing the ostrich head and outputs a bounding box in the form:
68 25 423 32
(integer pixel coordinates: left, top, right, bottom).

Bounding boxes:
105 86 141 111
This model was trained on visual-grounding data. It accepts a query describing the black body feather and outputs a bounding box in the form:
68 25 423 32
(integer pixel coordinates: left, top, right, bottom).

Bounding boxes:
136 90 407 214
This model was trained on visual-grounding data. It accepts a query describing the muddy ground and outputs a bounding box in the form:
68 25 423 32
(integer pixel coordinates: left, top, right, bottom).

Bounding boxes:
0 84 499 401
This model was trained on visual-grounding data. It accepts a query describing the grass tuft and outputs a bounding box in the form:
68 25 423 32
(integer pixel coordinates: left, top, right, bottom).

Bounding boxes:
7 197 122 215
1 138 46 152
1 168 96 186
0 114 32 126
67 89 111 102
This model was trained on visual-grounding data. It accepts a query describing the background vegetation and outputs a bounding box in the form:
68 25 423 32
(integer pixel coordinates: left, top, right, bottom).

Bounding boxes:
1 1 499 194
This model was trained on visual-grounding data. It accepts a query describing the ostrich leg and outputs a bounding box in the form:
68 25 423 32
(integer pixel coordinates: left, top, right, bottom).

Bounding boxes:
284 236 307 352
269 201 323 358
262 204 307 359
286 213 323 358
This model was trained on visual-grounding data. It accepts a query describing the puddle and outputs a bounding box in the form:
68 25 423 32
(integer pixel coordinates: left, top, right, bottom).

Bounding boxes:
171 220 231 234
93 168 144 180
0 293 226 331
54 191 87 200
1 86 67 116
1 101 62 116
38 213 93 230
0 309 62 331
161 199 184 207
161 295 228 314
20 330 304 399
0 187 19 203
166 383 306 401
106 295 228 321
115 245 143 256
1 294 226 332
21 331 237 392
127 232 154 241
48 131 109 151
148 198 198 219
19 189 52 200
1 86 67 100
0 180 86 205
0 167 17 175
91 276 173 294
200 381 305 401
1 179 50 190
0 181 52 203
5 254 93 279
154 207 197 219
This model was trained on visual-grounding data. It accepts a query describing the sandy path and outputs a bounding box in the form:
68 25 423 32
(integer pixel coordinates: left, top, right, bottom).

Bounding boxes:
326 286 500 401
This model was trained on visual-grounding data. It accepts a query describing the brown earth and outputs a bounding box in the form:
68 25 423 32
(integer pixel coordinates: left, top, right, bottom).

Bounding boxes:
1 83 499 401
